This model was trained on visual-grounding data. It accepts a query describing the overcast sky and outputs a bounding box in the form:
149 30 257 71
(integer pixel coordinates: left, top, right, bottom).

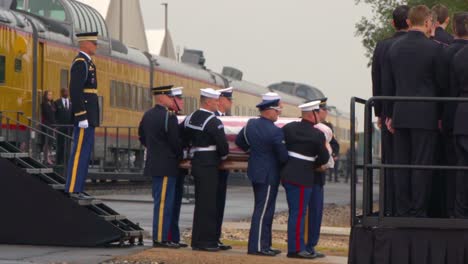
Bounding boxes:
138 0 372 112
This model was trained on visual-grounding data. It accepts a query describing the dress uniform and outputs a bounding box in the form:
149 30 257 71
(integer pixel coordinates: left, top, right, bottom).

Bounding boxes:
182 88 229 251
304 98 331 257
453 42 468 217
383 29 442 217
138 85 183 248
65 32 100 198
235 93 288 256
214 87 233 250
281 101 330 259
166 87 188 247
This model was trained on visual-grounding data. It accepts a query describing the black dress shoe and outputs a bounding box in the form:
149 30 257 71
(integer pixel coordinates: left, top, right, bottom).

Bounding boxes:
269 248 282 255
176 242 188 248
248 250 277 257
153 241 180 249
310 251 326 258
192 246 220 252
287 251 316 259
218 241 232 250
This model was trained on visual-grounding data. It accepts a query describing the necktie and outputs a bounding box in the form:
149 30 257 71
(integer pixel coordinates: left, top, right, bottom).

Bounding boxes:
65 99 68 110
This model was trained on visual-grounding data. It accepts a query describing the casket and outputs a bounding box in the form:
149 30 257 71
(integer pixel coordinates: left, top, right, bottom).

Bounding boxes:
178 116 299 170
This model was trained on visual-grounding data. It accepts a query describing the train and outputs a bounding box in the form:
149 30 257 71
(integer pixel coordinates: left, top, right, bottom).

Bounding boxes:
0 0 351 170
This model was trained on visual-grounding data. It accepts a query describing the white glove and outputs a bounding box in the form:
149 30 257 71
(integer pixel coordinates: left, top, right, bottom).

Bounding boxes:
78 119 89 129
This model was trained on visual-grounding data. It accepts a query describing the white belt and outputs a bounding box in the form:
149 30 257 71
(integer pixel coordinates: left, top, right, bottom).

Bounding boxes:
288 151 316 162
191 145 217 153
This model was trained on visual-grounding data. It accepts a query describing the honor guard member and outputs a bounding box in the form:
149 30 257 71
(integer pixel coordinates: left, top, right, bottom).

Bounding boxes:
437 13 468 217
372 5 410 215
182 88 229 251
165 86 188 247
235 93 288 256
304 97 333 258
138 85 183 248
214 87 234 250
383 5 442 217
281 100 330 259
65 32 99 199
451 15 468 218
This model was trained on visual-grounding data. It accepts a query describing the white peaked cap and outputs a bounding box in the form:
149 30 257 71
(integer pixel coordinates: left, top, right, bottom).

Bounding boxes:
262 92 281 101
217 87 233 93
200 88 221 99
298 100 321 112
171 87 184 96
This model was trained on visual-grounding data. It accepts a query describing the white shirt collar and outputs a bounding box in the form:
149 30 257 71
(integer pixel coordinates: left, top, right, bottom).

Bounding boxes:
79 51 92 61
217 111 225 116
200 108 214 114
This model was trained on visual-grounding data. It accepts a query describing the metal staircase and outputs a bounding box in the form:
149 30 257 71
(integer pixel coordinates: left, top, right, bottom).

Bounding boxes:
0 111 146 247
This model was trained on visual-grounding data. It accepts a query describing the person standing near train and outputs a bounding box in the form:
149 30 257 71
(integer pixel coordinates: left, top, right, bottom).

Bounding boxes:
384 5 442 217
235 92 288 257
182 88 229 251
214 87 234 250
372 5 410 216
139 85 183 248
165 86 189 248
281 100 330 259
65 32 100 199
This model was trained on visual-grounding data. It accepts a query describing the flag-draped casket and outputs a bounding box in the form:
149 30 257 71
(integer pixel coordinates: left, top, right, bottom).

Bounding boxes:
177 116 299 170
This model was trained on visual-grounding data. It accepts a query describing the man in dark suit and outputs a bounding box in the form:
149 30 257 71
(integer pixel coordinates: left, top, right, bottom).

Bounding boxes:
385 5 442 217
65 32 100 199
214 87 233 250
281 100 330 259
182 88 229 252
235 93 288 257
139 85 183 248
432 4 454 45
54 88 73 165
451 14 468 218
372 5 410 216
437 12 468 217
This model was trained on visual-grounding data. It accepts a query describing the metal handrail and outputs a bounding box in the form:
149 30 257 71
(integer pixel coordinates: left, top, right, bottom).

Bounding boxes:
358 96 468 229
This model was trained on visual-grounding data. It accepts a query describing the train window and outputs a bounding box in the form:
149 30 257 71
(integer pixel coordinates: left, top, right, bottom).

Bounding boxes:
0 56 5 83
145 87 153 110
131 85 138 110
110 81 116 107
116 81 124 108
14 58 21 72
60 69 68 90
136 87 142 111
124 83 131 109
29 0 66 22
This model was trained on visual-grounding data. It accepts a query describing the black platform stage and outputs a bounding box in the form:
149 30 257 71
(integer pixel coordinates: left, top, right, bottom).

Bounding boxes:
349 225 468 264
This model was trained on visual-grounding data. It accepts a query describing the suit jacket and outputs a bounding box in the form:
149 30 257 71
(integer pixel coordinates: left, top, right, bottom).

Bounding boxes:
139 104 183 177
434 27 454 45
235 117 288 185
41 101 56 126
383 30 442 130
281 120 329 187
372 31 407 118
453 46 468 135
438 39 468 133
70 52 100 127
54 98 74 126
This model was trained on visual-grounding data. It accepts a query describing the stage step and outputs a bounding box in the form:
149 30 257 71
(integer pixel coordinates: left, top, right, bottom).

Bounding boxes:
77 199 103 206
50 184 65 190
25 168 53 174
101 215 127 221
0 152 28 159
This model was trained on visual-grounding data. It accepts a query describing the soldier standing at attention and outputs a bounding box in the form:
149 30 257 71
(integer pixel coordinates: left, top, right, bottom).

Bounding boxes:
139 85 183 249
384 5 442 217
281 100 330 259
65 32 99 199
166 86 188 248
182 88 229 251
235 93 288 257
214 87 234 250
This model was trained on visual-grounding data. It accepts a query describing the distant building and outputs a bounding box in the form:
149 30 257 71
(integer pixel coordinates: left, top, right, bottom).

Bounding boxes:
146 29 176 60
